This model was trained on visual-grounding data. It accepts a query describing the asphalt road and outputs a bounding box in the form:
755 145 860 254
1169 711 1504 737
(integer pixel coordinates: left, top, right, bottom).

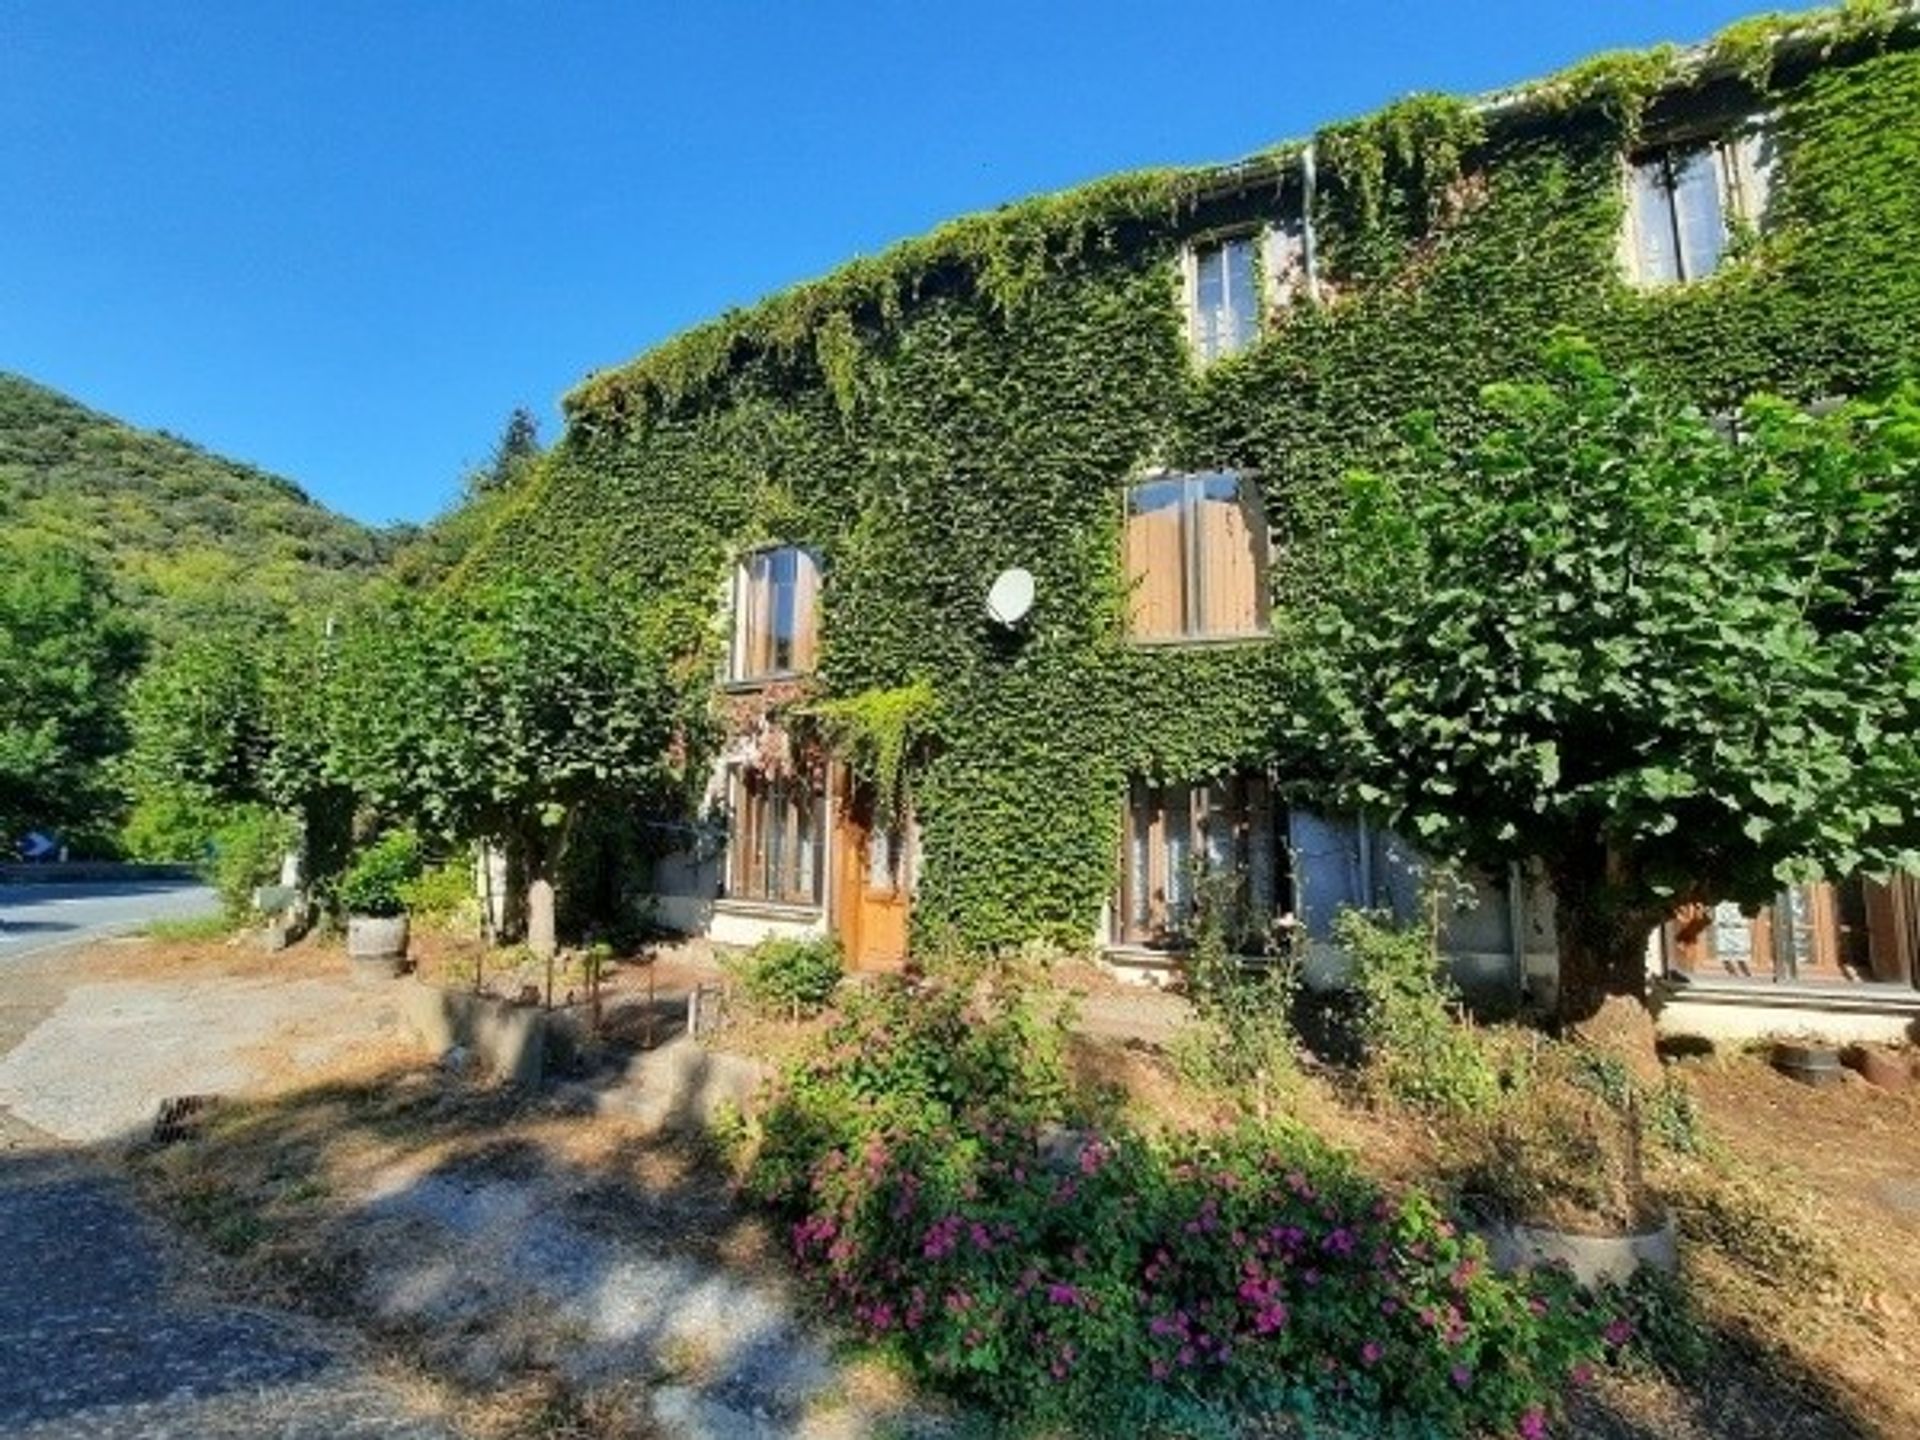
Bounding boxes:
0 880 220 962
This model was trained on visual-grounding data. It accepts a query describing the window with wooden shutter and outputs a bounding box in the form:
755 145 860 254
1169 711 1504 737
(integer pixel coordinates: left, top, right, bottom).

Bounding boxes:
1663 873 1919 987
1124 471 1268 642
732 546 821 682
728 766 824 907
1119 773 1285 951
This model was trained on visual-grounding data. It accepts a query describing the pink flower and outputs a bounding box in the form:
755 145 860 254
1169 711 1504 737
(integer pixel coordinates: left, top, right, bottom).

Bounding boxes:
1451 1364 1473 1389
1361 1341 1383 1365
1517 1405 1548 1440
1047 1282 1082 1307
1604 1316 1634 1347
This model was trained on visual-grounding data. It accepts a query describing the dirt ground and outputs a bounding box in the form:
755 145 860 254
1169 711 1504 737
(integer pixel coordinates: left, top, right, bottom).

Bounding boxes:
45 931 1920 1438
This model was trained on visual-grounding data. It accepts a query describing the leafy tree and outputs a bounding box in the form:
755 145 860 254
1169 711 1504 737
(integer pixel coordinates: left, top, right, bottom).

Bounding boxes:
326 578 672 953
0 536 143 845
1280 341 1920 1024
125 621 351 877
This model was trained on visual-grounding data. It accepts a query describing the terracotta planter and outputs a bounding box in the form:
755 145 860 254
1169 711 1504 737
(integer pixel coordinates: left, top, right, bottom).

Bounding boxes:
1477 1212 1678 1287
1842 1044 1912 1091
346 914 409 980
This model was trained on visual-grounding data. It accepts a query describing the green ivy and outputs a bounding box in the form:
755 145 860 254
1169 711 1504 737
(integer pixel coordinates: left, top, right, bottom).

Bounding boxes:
464 13 1920 952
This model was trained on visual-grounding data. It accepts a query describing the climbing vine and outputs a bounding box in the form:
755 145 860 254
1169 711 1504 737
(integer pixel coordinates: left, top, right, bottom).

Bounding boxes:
465 9 1920 951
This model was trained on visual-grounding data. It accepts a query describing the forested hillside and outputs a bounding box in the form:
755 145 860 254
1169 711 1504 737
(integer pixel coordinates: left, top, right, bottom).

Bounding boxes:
0 373 389 640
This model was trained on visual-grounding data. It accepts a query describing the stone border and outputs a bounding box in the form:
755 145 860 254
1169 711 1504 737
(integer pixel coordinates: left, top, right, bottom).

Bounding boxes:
1476 1214 1678 1287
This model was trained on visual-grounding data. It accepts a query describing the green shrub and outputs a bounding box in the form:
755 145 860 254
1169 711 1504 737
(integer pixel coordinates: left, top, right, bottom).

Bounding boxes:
1340 907 1498 1115
336 829 423 918
729 934 845 1018
397 854 478 926
1176 872 1299 1112
209 806 298 921
121 790 227 864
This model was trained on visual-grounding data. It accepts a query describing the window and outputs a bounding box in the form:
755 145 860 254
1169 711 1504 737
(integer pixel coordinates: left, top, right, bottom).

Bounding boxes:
1625 127 1771 287
1187 233 1260 361
1120 774 1285 950
731 546 820 682
728 767 825 907
1666 874 1920 987
1125 470 1268 641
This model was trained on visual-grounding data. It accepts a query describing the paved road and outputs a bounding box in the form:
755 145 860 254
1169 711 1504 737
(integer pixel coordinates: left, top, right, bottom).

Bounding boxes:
0 879 219 961
0 923 459 1438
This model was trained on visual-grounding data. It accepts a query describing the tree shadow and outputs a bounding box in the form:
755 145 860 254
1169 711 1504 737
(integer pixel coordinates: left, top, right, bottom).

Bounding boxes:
106 1058 941 1437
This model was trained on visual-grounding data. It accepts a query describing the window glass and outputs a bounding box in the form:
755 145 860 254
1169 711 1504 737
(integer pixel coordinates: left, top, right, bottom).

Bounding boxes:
1630 158 1682 285
1671 147 1726 282
1629 140 1741 287
1191 234 1259 361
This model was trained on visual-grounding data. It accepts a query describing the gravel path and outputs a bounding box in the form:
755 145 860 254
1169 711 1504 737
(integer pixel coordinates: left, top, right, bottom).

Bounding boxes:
0 1148 454 1439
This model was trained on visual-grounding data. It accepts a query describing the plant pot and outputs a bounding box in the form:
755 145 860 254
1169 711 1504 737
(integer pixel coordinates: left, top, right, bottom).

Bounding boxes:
1841 1043 1911 1091
346 914 409 980
1476 1211 1678 1287
1772 1040 1842 1087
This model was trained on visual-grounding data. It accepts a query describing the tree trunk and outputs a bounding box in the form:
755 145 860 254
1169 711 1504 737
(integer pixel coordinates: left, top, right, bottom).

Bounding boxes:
527 869 558 960
522 809 577 962
1544 838 1658 1027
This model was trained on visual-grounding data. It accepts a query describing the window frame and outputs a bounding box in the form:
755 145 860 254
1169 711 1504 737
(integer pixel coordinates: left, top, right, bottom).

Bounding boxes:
728 544 822 686
726 764 826 909
1183 228 1264 363
1123 468 1271 645
1118 772 1286 953
1623 119 1771 289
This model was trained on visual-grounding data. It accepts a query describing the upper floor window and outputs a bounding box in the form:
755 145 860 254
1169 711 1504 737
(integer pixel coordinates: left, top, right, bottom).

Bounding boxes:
1186 232 1260 362
731 546 819 683
1624 126 1772 288
1125 470 1268 642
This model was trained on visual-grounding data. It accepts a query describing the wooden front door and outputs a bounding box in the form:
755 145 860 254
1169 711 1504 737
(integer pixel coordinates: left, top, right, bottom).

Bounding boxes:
833 775 912 972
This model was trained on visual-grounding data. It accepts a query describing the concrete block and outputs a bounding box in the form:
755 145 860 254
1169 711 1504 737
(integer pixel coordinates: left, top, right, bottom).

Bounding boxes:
599 1037 771 1134
402 982 546 1087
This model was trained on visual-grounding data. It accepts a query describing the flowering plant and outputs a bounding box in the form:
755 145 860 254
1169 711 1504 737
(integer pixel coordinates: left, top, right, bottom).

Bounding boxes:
734 969 1629 1435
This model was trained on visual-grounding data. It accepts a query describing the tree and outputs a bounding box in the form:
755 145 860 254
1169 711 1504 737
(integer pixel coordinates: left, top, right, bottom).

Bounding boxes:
0 537 143 845
1280 340 1920 1026
125 620 353 878
464 406 542 499
326 578 672 954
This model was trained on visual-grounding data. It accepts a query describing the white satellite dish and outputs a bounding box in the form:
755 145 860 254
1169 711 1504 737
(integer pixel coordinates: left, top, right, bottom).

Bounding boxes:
985 567 1035 627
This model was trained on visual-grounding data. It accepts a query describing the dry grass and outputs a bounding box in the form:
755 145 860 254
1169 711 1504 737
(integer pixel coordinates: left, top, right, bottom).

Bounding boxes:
111 937 1920 1439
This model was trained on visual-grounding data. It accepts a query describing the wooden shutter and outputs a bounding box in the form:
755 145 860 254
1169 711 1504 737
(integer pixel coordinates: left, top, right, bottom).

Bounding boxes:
790 550 819 672
1194 473 1262 636
1126 482 1186 639
749 554 776 678
1861 874 1919 984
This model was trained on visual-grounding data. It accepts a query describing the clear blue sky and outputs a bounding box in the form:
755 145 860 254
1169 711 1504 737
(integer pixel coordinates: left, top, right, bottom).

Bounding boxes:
1 1 1770 527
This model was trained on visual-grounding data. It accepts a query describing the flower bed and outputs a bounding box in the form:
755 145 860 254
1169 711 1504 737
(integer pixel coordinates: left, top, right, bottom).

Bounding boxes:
733 972 1632 1436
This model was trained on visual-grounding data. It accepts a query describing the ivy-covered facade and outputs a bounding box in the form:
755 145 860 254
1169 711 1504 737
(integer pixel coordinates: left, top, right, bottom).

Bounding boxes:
480 7 1920 1033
